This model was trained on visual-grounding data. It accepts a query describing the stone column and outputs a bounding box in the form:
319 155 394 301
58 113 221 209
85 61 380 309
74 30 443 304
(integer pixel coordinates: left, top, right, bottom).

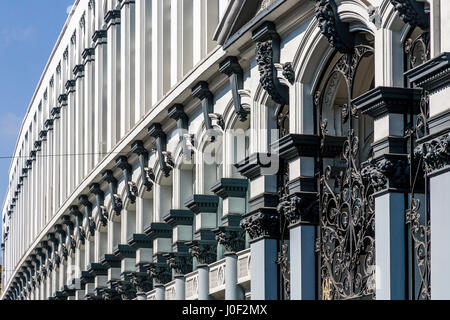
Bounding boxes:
211 178 248 300
236 153 280 300
355 86 422 299
163 210 195 300
407 53 450 299
185 195 220 300
128 234 153 300
145 223 173 300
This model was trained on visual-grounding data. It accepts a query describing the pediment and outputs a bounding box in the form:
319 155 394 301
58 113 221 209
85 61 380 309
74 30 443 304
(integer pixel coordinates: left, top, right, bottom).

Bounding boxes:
214 0 286 48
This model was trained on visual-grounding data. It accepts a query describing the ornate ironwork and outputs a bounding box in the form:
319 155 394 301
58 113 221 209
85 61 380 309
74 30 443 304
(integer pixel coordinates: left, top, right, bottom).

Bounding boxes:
406 198 431 299
316 43 376 300
320 129 376 300
404 32 430 70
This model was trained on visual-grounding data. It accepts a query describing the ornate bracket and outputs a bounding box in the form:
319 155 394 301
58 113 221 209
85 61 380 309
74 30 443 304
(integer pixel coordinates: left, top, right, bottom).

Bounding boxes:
116 156 138 204
361 155 410 193
70 205 85 246
415 132 450 176
146 263 172 286
129 272 153 295
219 57 249 122
164 252 193 276
252 21 291 105
240 208 280 242
192 81 223 141
214 226 246 253
149 123 174 178
89 182 110 227
168 104 192 160
131 140 154 192
79 195 96 238
277 191 319 227
102 171 123 216
390 0 429 30
62 215 76 256
314 0 354 54
47 233 60 268
186 240 217 265
41 241 53 274
55 224 68 262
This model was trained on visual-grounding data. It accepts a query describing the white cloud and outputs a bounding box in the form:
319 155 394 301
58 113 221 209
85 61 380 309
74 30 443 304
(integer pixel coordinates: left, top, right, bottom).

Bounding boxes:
0 112 23 138
0 26 36 47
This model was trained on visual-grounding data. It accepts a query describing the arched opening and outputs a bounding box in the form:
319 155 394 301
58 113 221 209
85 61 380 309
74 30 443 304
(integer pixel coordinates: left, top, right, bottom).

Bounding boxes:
315 31 375 300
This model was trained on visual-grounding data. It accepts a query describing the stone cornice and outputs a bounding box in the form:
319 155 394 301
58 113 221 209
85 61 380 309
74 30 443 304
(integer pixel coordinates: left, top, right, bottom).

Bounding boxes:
163 210 194 227
144 223 173 240
405 52 450 92
113 244 136 259
127 233 153 249
210 178 248 199
87 263 108 277
184 194 220 214
100 254 121 269
235 152 277 180
354 86 422 118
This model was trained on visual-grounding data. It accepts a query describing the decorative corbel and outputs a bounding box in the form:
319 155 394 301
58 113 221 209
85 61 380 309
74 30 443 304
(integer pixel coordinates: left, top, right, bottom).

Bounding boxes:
62 215 76 255
47 233 60 267
192 82 223 140
44 118 54 131
54 224 68 261
219 57 249 122
79 195 96 238
390 0 429 30
102 170 123 215
252 21 293 105
148 123 174 178
116 156 137 204
314 0 355 54
41 241 53 274
90 182 110 225
168 104 192 160
131 141 154 192
39 130 48 142
70 205 85 245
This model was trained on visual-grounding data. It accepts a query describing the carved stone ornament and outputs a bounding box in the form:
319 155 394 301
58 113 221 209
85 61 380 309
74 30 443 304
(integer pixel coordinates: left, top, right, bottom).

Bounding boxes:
214 226 246 253
314 0 354 54
129 272 153 294
253 21 290 105
187 240 218 265
390 0 429 30
131 140 154 192
277 192 319 227
415 132 450 175
116 279 137 300
240 209 280 241
361 156 410 193
147 263 172 286
165 252 193 276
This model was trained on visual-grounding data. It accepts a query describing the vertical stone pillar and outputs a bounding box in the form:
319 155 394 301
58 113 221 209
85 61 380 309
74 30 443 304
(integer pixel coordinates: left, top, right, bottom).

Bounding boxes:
355 86 421 299
163 210 195 300
407 53 450 299
236 153 280 300
128 234 153 300
185 195 220 300
145 223 173 300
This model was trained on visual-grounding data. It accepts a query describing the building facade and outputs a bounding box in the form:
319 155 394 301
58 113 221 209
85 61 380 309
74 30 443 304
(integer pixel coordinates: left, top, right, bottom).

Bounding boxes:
1 0 450 300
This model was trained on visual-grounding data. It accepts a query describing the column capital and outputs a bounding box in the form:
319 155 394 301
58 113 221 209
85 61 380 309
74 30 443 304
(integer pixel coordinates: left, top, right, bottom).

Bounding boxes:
278 191 319 228
240 208 280 242
164 252 193 276
186 240 217 266
213 226 245 253
415 130 450 176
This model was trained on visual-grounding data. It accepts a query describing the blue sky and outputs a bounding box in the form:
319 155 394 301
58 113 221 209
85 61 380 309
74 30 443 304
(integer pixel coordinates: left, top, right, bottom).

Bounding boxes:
0 1 74 261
